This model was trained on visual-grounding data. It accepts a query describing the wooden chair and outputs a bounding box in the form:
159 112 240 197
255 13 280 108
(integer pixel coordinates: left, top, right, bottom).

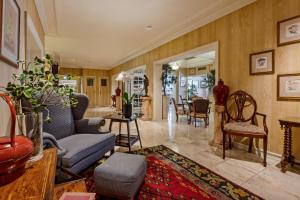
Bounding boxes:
172 98 188 122
179 95 187 105
188 98 210 127
221 90 268 167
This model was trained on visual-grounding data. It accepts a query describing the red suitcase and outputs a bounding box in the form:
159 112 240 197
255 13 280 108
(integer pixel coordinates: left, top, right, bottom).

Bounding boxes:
0 93 33 186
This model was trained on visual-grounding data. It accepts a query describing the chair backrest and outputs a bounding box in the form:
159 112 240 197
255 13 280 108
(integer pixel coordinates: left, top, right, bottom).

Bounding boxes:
43 94 75 140
193 99 209 113
225 90 257 122
179 95 186 104
72 93 89 120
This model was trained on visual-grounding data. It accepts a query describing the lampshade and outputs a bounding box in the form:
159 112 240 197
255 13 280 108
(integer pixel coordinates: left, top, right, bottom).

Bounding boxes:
115 72 125 81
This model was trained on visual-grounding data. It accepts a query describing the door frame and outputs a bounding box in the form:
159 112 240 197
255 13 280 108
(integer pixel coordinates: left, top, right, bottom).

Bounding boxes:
152 41 219 120
83 76 97 107
98 76 110 106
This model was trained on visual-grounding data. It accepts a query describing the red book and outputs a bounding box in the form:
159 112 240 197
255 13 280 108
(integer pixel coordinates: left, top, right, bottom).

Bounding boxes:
59 192 96 200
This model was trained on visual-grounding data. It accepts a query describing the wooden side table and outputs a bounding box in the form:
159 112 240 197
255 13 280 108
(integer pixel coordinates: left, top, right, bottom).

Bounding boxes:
279 117 300 173
53 179 87 200
105 114 142 152
0 148 57 200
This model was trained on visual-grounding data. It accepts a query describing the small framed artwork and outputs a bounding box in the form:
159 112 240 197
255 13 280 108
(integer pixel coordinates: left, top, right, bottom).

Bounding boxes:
277 73 300 101
0 0 20 68
249 50 274 75
278 15 300 46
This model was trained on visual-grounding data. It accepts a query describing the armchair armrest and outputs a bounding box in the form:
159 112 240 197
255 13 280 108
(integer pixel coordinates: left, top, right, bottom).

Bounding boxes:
42 132 66 158
255 112 268 134
75 117 106 134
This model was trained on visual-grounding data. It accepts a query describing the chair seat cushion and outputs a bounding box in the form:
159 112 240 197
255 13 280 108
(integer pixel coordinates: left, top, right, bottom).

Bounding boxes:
224 122 266 134
189 112 207 118
58 133 115 167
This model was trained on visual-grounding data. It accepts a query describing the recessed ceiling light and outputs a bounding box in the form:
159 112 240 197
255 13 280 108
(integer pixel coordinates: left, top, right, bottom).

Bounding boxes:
145 25 153 31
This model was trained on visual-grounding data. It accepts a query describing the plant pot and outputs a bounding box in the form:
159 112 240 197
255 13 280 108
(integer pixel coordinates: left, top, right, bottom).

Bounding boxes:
123 104 132 118
17 112 43 162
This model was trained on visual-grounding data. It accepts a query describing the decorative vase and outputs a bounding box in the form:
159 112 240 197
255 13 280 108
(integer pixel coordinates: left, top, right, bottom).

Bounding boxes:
123 104 132 118
17 112 43 162
115 86 121 96
213 79 229 106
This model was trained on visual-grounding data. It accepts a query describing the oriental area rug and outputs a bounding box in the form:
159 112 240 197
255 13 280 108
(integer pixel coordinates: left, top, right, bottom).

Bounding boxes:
80 145 263 200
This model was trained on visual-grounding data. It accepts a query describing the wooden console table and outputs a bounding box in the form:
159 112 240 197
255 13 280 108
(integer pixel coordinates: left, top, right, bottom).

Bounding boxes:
279 117 300 173
0 148 57 200
0 148 89 200
53 179 87 200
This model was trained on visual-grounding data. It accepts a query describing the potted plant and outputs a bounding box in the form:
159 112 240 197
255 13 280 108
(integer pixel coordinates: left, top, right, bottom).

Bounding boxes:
123 92 135 118
3 54 77 161
160 64 177 96
160 64 176 119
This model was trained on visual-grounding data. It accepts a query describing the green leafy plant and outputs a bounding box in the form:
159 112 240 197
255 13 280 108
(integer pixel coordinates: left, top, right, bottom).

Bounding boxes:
161 64 177 95
200 69 215 89
187 84 197 98
3 54 78 122
123 92 135 105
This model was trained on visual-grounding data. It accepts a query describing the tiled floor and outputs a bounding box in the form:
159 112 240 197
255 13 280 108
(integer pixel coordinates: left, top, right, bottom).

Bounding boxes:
89 107 300 200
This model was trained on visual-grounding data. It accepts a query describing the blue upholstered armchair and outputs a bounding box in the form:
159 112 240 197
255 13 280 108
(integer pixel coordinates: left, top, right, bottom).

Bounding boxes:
43 93 115 173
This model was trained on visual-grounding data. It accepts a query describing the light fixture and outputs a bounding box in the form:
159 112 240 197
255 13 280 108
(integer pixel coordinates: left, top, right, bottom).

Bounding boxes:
145 25 153 31
115 72 125 81
171 62 179 70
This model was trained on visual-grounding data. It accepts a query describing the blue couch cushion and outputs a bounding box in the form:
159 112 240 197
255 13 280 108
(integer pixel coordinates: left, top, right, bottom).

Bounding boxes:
58 133 115 167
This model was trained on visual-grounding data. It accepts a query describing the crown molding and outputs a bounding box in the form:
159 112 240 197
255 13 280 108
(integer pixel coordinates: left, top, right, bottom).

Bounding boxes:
110 0 256 69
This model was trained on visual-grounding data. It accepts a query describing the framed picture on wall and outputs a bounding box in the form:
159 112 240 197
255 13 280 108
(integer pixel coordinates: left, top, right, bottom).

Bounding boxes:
249 50 274 75
0 0 20 68
278 15 300 46
277 73 300 101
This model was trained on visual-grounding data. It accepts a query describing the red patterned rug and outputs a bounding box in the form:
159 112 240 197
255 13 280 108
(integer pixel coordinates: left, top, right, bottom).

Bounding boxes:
80 145 263 200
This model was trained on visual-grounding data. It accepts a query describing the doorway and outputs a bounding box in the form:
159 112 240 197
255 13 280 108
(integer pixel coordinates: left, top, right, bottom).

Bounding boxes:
153 41 219 121
83 76 97 107
98 77 110 106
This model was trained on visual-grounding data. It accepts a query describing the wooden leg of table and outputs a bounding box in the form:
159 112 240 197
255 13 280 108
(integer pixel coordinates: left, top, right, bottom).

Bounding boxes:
109 120 113 132
127 121 131 152
223 132 226 159
135 119 142 149
119 122 122 135
281 125 289 172
288 127 294 166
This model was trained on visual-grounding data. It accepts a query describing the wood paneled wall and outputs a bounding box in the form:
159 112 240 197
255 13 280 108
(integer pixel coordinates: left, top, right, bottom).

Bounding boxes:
59 67 111 107
109 0 300 158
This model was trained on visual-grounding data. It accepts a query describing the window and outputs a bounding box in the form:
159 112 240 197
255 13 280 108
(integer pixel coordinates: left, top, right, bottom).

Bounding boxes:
101 79 107 86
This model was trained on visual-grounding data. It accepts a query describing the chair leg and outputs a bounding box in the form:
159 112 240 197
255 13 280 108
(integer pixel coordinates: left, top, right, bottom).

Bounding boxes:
176 114 178 122
263 136 268 167
248 137 253 153
194 118 196 127
110 148 115 155
223 132 226 159
229 135 232 149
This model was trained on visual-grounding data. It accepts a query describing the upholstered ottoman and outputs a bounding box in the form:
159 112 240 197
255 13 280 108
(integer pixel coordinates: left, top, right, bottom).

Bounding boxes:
94 152 147 199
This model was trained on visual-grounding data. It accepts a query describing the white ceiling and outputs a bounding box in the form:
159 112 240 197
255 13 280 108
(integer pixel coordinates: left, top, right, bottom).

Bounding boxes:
37 0 255 69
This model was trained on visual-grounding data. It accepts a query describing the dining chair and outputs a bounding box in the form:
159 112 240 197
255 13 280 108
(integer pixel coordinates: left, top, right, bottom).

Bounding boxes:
188 98 210 127
172 98 188 122
221 90 268 167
